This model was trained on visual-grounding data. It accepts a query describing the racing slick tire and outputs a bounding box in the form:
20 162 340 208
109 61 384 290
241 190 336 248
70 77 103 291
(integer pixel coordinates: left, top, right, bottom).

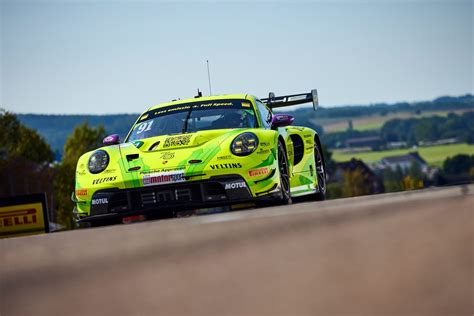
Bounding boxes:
278 140 292 205
312 140 327 201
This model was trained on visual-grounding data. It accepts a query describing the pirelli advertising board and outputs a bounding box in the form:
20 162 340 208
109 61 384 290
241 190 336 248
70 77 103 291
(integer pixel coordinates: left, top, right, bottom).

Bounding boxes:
0 193 49 238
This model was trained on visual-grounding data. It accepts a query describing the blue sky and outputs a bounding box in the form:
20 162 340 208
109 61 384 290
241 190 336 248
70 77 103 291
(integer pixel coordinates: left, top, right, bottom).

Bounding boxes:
1 0 472 114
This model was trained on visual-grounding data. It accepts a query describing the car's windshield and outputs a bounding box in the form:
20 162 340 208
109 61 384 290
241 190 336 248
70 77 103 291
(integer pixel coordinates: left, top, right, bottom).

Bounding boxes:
127 99 257 142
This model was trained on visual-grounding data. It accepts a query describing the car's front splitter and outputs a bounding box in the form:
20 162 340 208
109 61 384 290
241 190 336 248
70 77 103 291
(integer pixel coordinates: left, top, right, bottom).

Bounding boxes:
75 175 280 224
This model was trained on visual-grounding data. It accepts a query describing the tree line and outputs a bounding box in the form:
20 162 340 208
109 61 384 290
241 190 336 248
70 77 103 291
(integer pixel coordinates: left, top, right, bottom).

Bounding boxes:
323 112 474 149
0 110 105 229
17 94 473 153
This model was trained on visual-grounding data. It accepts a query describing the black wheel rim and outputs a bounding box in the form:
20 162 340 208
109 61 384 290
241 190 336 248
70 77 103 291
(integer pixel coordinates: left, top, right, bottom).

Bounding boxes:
278 144 290 198
314 145 326 194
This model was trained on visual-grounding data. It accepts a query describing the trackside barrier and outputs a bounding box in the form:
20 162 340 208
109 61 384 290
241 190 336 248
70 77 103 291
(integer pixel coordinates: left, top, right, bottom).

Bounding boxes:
0 193 49 238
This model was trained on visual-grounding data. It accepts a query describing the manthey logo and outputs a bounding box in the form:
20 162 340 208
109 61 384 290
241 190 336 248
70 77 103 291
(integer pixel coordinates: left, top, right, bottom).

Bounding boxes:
163 135 192 148
225 181 247 190
210 163 242 170
142 170 186 186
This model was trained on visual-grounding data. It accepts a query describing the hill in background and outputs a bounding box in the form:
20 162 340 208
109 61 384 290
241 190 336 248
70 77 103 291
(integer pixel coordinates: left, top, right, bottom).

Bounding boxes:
15 94 474 159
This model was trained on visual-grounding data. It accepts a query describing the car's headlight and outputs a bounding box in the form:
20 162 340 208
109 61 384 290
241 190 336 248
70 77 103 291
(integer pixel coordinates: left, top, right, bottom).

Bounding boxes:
231 132 258 156
88 150 109 174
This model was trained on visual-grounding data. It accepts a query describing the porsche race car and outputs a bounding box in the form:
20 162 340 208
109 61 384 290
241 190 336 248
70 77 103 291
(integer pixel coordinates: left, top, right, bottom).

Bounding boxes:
72 90 326 225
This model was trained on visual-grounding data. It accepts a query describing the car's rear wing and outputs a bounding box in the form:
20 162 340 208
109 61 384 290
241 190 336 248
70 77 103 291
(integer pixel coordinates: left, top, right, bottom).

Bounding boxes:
261 89 319 111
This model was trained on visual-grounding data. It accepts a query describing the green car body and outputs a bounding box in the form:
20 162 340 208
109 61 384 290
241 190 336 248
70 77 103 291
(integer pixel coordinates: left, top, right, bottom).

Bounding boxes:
73 93 326 225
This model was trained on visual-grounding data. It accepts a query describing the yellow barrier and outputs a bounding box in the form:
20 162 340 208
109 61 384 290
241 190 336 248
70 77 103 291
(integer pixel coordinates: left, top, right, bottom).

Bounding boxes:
0 194 49 238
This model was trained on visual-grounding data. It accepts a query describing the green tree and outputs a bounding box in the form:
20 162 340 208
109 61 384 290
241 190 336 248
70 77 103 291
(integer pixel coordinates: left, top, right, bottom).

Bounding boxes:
0 110 54 164
382 167 404 192
342 167 371 197
443 154 474 175
54 123 105 228
0 111 55 198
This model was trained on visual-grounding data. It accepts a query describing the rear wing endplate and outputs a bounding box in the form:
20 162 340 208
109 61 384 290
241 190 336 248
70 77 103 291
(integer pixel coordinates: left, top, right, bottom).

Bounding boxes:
261 89 319 111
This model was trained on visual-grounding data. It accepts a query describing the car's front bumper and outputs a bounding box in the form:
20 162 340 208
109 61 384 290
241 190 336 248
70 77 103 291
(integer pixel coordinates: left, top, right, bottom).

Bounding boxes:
73 175 280 224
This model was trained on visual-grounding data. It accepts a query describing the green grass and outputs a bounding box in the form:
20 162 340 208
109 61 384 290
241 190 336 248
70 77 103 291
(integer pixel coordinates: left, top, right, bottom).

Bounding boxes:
319 109 473 133
332 143 474 167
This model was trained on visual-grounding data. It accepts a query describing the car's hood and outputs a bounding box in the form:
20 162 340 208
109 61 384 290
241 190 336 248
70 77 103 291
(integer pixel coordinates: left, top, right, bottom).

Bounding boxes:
116 128 246 173
128 129 242 152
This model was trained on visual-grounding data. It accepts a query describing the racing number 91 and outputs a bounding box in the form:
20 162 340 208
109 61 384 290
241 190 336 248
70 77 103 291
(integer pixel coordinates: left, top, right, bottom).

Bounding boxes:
137 121 153 134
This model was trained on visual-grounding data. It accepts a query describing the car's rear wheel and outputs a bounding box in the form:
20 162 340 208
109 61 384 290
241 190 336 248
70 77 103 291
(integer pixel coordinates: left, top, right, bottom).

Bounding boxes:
313 141 326 201
278 141 292 204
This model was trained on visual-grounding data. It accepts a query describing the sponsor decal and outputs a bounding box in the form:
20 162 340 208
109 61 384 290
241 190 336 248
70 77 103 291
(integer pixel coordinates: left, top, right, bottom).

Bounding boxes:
0 195 49 237
143 170 185 186
164 135 192 148
77 163 87 175
225 181 247 190
133 140 144 148
260 142 270 147
249 167 270 177
0 209 37 227
287 95 307 102
160 152 175 159
92 198 108 205
76 189 88 196
104 169 117 174
197 102 233 108
257 149 271 155
210 163 242 170
217 155 233 160
141 167 184 174
241 101 251 108
92 176 117 185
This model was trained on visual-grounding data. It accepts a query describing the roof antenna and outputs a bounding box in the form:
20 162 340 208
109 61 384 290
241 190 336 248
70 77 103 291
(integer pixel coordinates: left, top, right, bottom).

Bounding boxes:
207 59 212 96
195 89 203 98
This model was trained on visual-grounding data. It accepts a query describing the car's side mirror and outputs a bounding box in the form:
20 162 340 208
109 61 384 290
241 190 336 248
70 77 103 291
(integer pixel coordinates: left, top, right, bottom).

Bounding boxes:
271 114 295 128
103 134 120 146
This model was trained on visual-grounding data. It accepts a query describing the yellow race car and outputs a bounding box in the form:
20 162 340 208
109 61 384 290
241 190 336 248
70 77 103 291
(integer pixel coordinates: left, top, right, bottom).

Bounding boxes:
72 91 326 225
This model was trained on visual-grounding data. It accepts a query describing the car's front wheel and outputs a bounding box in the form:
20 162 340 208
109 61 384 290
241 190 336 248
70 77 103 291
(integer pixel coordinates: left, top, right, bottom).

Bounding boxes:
277 141 292 205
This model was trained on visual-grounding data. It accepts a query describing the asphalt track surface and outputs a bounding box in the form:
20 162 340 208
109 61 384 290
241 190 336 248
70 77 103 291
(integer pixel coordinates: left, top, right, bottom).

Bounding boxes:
1 185 473 316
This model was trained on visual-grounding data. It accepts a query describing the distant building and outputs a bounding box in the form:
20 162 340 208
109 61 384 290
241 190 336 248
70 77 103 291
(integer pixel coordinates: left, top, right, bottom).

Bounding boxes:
418 138 459 147
345 136 383 150
386 141 407 150
380 151 429 174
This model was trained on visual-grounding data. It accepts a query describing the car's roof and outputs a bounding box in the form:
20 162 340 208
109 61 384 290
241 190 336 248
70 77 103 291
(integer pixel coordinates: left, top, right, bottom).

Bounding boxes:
147 94 254 111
